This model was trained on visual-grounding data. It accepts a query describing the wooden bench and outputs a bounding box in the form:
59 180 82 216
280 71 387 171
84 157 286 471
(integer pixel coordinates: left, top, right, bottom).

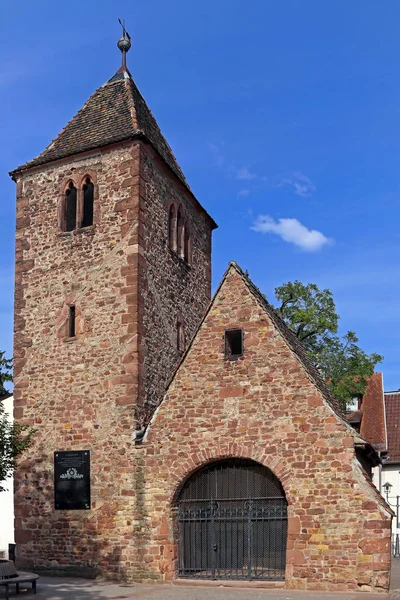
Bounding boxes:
0 560 39 599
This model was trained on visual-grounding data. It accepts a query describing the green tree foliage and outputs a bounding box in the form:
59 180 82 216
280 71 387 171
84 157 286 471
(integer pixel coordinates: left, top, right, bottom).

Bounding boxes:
274 281 383 410
0 351 35 492
0 351 12 396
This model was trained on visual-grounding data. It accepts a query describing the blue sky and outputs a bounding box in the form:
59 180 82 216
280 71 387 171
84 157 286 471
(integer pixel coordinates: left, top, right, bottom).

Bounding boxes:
1 1 400 389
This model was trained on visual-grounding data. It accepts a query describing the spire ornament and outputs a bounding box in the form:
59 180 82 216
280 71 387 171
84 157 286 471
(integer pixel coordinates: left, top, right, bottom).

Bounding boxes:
117 18 131 69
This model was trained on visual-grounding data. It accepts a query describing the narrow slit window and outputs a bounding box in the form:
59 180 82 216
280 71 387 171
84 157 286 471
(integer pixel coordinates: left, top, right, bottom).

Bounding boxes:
184 226 190 263
64 183 77 232
177 322 184 353
168 205 176 250
177 207 184 258
225 329 243 359
82 178 94 227
68 305 76 338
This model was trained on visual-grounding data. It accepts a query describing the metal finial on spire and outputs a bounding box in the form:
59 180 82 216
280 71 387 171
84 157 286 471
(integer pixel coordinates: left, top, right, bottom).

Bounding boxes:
117 18 131 69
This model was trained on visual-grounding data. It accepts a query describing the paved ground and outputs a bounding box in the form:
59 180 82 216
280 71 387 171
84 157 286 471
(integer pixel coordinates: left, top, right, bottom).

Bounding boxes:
1 560 400 600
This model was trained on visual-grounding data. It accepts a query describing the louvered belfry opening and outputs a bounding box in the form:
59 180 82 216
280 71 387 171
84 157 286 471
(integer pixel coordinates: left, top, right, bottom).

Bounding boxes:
177 459 287 581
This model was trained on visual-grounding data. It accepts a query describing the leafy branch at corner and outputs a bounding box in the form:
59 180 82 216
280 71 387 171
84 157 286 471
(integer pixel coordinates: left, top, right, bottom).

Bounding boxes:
0 351 35 492
274 281 383 411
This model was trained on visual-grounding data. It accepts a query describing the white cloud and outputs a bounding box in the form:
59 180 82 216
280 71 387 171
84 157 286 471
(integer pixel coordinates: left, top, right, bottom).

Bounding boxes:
251 215 332 252
209 143 225 167
236 167 258 180
281 171 316 197
237 189 250 198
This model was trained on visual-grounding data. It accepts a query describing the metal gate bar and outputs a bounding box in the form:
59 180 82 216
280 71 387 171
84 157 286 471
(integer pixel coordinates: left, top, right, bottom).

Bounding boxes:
177 459 287 581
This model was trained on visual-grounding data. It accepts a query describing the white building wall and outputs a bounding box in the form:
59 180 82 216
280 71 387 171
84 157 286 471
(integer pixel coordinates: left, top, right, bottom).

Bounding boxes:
373 463 400 539
0 395 14 557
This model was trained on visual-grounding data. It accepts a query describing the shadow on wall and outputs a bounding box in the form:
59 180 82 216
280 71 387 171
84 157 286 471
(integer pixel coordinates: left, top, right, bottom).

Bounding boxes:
14 449 124 581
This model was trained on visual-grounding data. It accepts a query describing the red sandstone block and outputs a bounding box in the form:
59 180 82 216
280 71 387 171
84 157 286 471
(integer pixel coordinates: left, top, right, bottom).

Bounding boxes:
219 386 244 399
362 500 378 510
359 538 389 554
288 517 301 534
308 395 323 408
16 216 31 229
116 397 135 406
15 529 33 544
286 550 306 566
364 520 390 530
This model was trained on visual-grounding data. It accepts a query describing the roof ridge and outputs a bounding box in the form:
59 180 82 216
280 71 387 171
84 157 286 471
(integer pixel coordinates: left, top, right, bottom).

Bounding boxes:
123 71 140 132
125 74 189 186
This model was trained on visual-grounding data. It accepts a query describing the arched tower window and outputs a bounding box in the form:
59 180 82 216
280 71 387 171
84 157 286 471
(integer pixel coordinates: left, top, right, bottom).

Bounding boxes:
168 204 176 250
184 225 190 263
82 177 94 228
177 206 184 258
64 182 77 232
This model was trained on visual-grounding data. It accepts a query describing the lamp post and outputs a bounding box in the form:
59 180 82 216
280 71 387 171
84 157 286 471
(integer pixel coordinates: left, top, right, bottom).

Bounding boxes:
382 482 400 557
383 481 393 503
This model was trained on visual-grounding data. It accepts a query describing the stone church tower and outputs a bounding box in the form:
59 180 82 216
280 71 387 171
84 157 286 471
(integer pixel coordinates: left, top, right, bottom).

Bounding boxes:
10 32 216 575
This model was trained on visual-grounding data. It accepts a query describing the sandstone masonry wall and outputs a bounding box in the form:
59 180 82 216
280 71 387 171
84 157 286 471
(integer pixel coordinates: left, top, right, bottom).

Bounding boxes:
13 139 213 578
13 143 144 576
138 266 392 592
138 146 212 419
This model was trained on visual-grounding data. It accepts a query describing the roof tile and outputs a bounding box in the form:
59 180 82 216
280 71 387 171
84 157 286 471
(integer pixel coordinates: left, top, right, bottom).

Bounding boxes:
385 391 400 463
359 373 387 451
11 68 188 188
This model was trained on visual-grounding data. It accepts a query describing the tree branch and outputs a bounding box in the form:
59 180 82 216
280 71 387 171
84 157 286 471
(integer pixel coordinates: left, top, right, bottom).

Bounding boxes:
297 328 321 342
277 293 294 317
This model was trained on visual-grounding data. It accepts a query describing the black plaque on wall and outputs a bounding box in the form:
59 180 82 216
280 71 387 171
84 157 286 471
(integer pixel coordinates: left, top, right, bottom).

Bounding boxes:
54 450 91 510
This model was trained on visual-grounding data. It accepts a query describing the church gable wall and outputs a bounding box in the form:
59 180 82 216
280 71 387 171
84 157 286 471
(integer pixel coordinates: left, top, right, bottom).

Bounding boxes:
139 267 391 592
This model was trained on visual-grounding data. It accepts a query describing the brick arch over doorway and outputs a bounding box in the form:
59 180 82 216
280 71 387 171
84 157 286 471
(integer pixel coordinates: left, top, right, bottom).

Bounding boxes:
168 445 293 507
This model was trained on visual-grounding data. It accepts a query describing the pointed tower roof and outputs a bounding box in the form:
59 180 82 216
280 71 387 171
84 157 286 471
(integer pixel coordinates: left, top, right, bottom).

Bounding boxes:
10 67 188 188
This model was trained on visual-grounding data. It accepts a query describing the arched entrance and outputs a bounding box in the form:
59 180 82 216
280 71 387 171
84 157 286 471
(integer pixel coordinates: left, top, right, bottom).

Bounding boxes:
177 458 287 581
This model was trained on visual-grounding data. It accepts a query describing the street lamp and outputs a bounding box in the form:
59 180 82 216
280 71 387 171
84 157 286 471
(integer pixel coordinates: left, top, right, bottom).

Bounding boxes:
383 481 393 502
382 482 400 558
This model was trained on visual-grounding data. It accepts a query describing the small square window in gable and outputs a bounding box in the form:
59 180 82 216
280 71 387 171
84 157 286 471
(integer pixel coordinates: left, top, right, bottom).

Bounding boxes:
225 329 243 360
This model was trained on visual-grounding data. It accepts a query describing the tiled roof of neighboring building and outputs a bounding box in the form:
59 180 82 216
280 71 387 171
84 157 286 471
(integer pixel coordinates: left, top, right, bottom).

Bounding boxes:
10 68 188 187
358 373 387 452
384 391 400 463
346 409 363 425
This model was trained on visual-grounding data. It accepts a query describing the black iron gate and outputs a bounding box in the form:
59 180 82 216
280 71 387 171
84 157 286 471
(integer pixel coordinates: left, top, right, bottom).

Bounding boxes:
177 459 287 581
